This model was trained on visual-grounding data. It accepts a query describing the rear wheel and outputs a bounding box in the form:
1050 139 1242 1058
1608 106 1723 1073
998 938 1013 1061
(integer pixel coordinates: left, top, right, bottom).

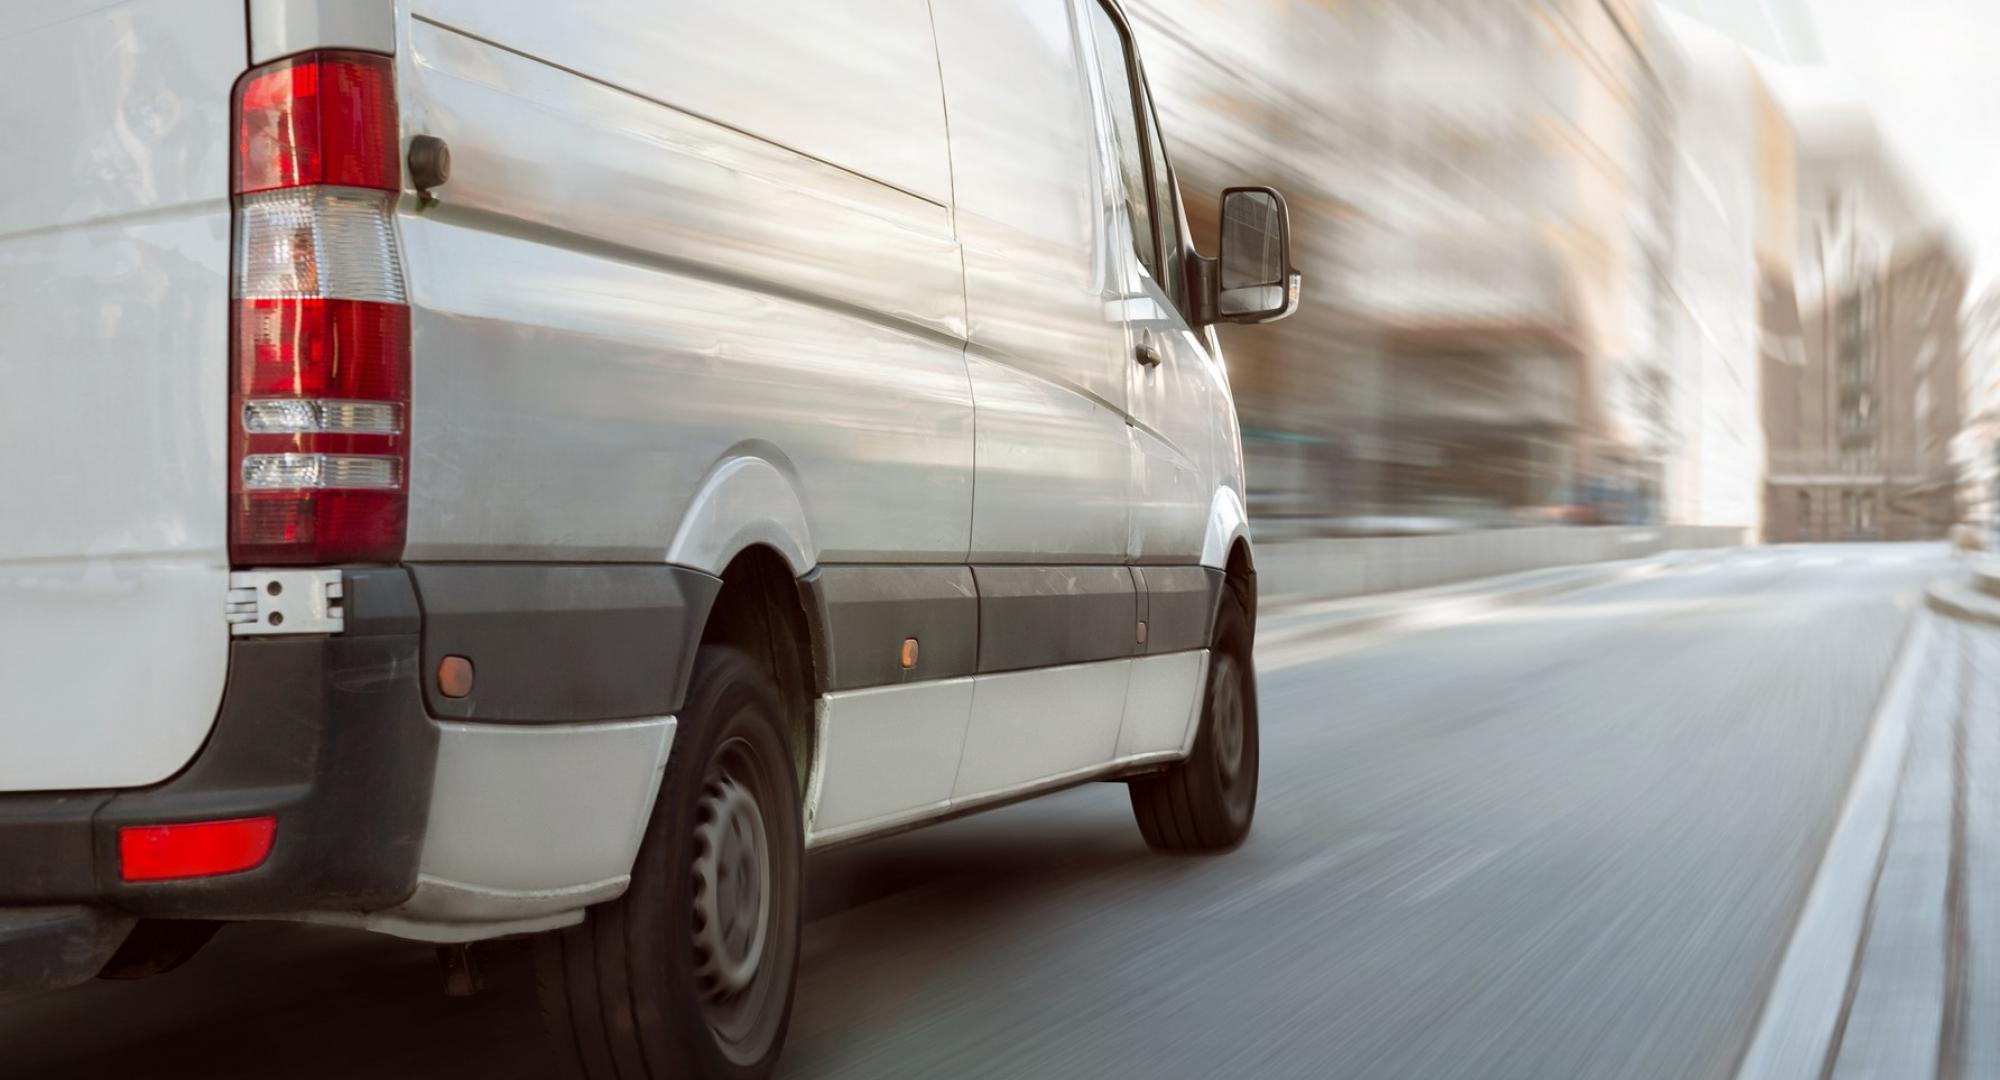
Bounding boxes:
535 646 802 1079
1129 592 1258 851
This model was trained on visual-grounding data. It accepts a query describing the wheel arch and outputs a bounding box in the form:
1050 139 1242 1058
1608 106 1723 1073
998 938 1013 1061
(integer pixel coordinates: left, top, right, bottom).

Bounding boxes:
662 453 821 792
665 452 817 578
1201 486 1256 629
1224 535 1257 634
690 545 821 799
1200 485 1251 572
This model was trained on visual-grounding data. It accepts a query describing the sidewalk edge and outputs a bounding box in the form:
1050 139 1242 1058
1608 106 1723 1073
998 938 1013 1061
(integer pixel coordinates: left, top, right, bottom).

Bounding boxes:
1732 612 1939 1080
1927 577 2000 628
1256 555 1685 657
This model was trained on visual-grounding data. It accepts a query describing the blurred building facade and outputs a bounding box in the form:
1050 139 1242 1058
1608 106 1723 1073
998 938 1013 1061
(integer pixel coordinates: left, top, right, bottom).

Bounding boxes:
1128 0 1977 541
1956 290 2000 537
1763 116 1963 541
1655 11 1790 534
1131 0 1729 533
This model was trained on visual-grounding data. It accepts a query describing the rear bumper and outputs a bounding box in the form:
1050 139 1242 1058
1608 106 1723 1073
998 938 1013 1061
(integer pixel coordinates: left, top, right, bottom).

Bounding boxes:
0 906 134 992
0 569 437 988
0 562 720 989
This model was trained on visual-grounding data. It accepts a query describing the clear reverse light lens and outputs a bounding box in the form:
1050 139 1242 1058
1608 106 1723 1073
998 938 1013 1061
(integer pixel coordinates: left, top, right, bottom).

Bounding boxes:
242 453 401 490
243 399 402 435
234 187 406 303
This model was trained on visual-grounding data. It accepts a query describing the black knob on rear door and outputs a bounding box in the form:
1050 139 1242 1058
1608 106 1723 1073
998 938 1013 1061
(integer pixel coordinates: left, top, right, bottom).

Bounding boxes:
408 135 451 196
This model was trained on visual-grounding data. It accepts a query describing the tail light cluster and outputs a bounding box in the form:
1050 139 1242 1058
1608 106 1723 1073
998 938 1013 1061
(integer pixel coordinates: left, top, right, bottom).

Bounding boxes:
230 51 408 565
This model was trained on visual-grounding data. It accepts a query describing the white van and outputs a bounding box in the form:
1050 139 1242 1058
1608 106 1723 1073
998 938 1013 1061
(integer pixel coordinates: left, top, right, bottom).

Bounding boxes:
0 0 1298 1073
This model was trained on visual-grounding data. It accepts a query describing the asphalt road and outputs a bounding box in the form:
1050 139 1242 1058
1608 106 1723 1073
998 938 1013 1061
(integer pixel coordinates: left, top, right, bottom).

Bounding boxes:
0 544 1947 1079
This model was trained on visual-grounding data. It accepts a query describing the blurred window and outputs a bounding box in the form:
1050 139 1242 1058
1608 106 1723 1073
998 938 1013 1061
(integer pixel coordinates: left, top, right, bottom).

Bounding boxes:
1089 0 1189 319
1086 3 1155 280
1140 92 1189 317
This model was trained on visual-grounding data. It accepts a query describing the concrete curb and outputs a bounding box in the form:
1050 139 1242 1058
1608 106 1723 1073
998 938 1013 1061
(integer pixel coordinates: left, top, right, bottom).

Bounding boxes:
1972 559 2000 601
1255 524 1748 605
1255 553 1695 664
1926 577 2000 629
1735 614 1943 1080
1743 570 2000 1080
1258 566 1624 649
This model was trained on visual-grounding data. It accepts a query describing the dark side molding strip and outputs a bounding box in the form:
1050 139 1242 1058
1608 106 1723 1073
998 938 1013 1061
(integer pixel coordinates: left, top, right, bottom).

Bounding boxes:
802 566 980 691
410 564 721 724
803 563 1228 693
973 565 1137 674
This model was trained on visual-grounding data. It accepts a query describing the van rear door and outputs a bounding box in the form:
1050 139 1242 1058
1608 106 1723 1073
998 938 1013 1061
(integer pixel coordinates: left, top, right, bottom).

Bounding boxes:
0 1 245 791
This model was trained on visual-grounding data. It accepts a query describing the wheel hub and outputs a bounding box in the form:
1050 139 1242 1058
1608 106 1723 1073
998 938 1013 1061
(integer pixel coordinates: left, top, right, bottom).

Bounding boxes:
1212 658 1245 784
690 773 770 999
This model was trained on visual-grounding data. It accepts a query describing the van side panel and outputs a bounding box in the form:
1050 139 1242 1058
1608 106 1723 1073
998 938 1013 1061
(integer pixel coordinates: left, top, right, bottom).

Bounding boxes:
951 659 1131 802
0 0 242 791
405 0 952 203
394 8 973 564
931 0 1134 563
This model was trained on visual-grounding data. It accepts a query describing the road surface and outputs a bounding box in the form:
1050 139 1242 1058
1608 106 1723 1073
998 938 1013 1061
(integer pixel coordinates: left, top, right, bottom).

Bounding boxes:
0 544 1946 1079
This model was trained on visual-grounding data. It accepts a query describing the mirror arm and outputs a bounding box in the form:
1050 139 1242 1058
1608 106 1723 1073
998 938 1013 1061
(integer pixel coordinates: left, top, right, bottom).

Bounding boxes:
1187 250 1219 327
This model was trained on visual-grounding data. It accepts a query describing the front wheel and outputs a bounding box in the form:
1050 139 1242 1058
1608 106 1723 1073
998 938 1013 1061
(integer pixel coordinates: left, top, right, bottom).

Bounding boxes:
535 646 803 1079
1129 592 1259 851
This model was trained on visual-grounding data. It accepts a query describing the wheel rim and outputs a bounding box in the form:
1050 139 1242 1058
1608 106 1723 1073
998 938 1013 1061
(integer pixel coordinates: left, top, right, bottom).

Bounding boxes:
688 730 781 1053
691 772 770 997
1208 651 1256 826
1211 655 1246 785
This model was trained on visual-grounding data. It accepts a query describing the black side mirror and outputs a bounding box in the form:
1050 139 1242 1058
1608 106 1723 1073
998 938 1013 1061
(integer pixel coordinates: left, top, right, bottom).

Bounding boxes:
1202 186 1301 325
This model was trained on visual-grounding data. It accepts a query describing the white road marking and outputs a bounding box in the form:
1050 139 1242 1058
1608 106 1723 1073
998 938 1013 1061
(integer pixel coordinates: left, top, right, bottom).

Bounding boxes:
1734 615 1942 1080
1872 555 1911 567
1801 556 1842 568
1739 558 1772 569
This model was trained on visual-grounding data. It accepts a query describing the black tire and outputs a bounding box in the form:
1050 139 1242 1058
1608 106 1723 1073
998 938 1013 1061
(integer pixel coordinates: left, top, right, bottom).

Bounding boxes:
535 646 803 1080
1129 591 1258 852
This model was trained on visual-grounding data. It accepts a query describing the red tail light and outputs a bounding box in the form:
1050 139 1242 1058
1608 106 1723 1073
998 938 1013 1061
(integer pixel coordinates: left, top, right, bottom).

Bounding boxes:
119 817 278 882
235 52 399 193
229 51 409 567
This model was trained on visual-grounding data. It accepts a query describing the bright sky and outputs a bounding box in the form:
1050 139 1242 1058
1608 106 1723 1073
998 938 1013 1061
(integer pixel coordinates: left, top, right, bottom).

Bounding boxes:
1810 0 2000 289
1669 0 2000 292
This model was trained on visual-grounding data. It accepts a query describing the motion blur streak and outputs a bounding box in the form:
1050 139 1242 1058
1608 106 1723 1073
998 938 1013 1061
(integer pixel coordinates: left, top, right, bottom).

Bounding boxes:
6 0 1997 1076
0 546 1947 1078
1131 0 1974 547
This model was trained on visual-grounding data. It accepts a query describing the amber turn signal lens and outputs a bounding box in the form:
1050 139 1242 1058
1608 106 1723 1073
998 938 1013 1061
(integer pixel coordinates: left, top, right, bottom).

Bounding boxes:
900 638 920 670
437 655 474 698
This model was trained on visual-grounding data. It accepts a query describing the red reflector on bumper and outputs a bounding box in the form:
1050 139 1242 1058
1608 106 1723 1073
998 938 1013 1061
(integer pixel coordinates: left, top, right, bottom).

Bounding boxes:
118 817 278 882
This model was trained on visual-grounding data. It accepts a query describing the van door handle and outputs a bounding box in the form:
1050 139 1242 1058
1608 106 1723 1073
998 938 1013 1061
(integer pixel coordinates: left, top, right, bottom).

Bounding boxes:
1135 342 1163 368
